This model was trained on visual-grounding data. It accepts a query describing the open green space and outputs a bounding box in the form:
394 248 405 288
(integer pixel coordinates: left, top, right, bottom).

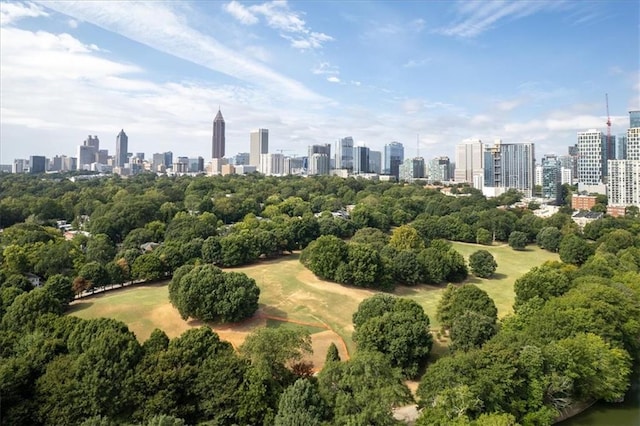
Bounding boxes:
69 243 558 356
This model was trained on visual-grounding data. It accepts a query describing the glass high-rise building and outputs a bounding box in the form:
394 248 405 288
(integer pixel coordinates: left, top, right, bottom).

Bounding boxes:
383 141 404 179
336 137 354 171
630 110 640 129
353 146 370 174
250 129 269 167
541 154 562 204
454 139 484 187
577 129 608 185
115 129 128 168
212 109 225 159
483 141 535 197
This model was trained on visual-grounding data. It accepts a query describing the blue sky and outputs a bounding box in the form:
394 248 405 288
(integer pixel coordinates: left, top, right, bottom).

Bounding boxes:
1 0 638 164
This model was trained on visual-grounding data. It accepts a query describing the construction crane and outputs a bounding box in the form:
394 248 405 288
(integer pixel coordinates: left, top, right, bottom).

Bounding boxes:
605 93 614 160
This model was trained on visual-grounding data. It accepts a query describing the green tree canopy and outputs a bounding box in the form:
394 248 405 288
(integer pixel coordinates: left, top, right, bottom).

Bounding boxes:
169 264 259 323
436 284 498 329
468 250 497 278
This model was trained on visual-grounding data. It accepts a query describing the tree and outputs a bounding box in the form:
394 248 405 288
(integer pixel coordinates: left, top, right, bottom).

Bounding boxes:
275 379 326 426
468 250 497 278
44 274 74 306
131 253 164 281
85 234 117 265
513 264 572 309
559 234 593 265
318 351 412 425
389 225 425 251
353 295 433 378
391 250 423 285
508 231 528 250
169 264 259 323
449 311 496 352
475 228 493 245
350 227 389 251
325 342 340 363
536 227 562 252
436 284 497 329
548 333 631 402
300 235 348 281
338 243 389 289
1 289 62 333
77 261 110 289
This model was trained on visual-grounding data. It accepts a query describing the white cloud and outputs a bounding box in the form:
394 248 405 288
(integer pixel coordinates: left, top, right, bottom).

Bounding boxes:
67 18 78 28
403 58 431 68
436 0 567 38
0 1 48 25
327 76 340 83
223 0 333 50
312 62 339 76
37 1 326 102
223 1 258 25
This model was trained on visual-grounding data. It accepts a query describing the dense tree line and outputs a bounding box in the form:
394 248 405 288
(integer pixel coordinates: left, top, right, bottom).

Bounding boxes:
2 173 640 425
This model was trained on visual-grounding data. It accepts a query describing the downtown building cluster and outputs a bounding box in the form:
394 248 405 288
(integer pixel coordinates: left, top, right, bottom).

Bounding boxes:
5 108 640 212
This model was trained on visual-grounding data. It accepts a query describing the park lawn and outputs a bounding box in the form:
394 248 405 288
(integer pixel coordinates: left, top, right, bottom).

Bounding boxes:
69 243 557 361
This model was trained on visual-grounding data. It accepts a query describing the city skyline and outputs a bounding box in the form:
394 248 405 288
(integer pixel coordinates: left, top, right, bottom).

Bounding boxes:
1 1 639 163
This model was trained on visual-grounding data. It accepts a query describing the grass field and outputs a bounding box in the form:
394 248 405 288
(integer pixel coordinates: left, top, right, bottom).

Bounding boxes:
69 242 558 368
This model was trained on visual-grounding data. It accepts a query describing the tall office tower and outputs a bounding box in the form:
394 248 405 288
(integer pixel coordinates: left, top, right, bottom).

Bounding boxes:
616 133 628 159
577 129 609 189
50 155 63 172
85 135 100 150
188 157 204 173
606 124 640 208
630 110 640 128
259 153 284 176
535 164 543 187
115 129 128 168
454 139 484 187
250 129 269 167
627 127 640 160
308 144 331 162
541 154 562 204
369 150 382 174
152 153 165 171
383 141 404 178
233 152 250 165
29 156 46 174
399 157 425 181
335 136 354 171
77 145 95 170
353 146 370 174
483 141 535 197
212 108 225 159
164 151 173 168
308 153 330 175
12 159 26 173
96 149 108 165
607 160 640 208
61 156 77 172
427 156 451 182
308 144 331 175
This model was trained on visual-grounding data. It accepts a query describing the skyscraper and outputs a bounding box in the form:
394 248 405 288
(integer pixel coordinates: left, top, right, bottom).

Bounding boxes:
577 129 610 191
353 146 370 174
212 109 225 159
115 129 128 168
455 139 484 187
369 150 382 174
383 141 404 178
250 129 269 167
335 137 354 171
427 156 451 182
630 110 640 129
607 125 640 208
483 141 535 197
29 156 46 174
308 144 331 175
541 154 562 204
398 157 425 181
